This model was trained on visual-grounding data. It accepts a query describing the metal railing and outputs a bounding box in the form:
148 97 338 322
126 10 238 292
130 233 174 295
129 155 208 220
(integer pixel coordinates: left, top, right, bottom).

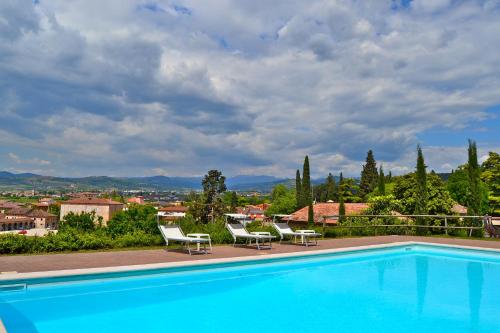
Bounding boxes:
319 214 491 237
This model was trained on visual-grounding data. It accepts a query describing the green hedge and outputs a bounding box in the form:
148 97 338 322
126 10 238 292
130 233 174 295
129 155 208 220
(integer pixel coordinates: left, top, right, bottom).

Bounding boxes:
0 230 163 255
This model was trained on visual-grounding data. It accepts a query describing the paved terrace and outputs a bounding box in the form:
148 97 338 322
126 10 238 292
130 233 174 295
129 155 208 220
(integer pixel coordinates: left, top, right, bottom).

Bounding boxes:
1 236 500 274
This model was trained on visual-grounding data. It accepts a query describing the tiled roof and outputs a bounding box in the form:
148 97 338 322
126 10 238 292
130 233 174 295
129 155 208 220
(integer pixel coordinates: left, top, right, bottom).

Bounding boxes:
5 207 32 216
28 209 57 218
62 197 124 206
451 204 467 214
287 202 369 224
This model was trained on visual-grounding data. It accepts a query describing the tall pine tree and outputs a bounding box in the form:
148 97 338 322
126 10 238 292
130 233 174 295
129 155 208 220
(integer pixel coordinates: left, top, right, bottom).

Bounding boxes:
295 169 302 209
415 145 428 234
326 173 336 201
359 150 378 199
467 139 481 216
302 155 312 206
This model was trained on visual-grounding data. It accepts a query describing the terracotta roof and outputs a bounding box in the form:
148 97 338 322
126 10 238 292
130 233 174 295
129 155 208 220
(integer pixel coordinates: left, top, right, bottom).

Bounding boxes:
0 201 22 209
5 207 32 216
62 197 124 206
287 202 369 224
159 206 188 212
28 209 57 218
451 204 468 214
0 217 32 224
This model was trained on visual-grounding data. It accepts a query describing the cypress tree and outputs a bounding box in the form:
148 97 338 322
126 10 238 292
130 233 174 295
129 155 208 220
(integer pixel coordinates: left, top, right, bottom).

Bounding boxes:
295 169 302 209
378 165 386 195
467 140 482 236
308 203 314 226
302 155 312 206
415 145 428 234
326 173 336 201
338 193 346 223
359 150 378 199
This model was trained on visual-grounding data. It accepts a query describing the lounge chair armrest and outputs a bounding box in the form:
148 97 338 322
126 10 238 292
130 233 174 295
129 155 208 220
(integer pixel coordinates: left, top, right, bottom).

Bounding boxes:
250 231 271 236
296 230 317 234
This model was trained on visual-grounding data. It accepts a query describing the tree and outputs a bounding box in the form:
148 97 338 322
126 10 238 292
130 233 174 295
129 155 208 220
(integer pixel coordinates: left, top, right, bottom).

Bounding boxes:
447 166 489 213
266 184 297 216
301 156 312 206
187 191 206 223
338 194 346 223
295 169 303 209
481 151 500 215
467 140 482 217
229 191 238 212
415 145 428 234
201 170 227 223
60 211 100 232
378 165 386 195
326 173 336 201
393 172 454 216
308 203 314 226
107 204 158 236
359 150 378 198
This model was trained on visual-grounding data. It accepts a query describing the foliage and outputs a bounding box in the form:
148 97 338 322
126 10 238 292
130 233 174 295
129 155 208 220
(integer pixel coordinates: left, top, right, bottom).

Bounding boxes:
295 169 302 209
60 211 101 232
447 166 489 214
481 151 500 215
359 150 378 198
314 173 336 203
301 155 312 207
393 172 454 216
378 166 386 195
201 170 227 223
0 229 163 255
178 216 233 244
186 191 206 223
308 204 314 225
266 184 297 216
223 191 238 213
106 204 158 236
337 176 362 203
415 145 428 214
338 194 345 223
367 195 402 215
467 140 482 217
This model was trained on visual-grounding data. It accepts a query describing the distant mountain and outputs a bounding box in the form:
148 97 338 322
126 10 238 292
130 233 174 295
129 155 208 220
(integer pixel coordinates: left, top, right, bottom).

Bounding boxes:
0 171 289 193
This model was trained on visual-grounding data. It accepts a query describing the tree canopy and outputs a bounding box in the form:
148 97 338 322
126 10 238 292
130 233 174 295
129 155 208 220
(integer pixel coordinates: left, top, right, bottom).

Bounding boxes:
481 151 500 215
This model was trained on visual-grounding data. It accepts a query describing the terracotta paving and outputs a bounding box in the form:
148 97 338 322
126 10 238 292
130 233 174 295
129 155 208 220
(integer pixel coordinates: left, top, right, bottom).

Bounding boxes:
1 236 499 274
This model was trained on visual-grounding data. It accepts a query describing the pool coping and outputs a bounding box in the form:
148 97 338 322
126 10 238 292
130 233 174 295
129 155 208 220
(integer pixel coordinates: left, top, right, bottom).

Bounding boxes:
1 240 500 284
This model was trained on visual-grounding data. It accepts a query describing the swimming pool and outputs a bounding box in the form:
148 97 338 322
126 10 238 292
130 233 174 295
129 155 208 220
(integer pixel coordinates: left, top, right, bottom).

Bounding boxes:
1 243 499 333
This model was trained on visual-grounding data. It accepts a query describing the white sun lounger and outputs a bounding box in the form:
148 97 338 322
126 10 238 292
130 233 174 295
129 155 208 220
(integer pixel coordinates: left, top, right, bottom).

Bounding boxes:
273 222 321 247
158 225 211 255
226 223 275 250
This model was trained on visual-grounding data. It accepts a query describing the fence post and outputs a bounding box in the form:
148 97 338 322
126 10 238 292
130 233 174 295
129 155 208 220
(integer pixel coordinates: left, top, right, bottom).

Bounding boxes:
444 216 448 236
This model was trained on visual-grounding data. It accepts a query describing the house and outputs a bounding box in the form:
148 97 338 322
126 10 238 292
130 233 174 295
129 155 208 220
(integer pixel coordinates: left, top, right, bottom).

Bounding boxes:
286 202 369 225
451 204 468 215
158 205 188 221
60 197 124 225
1 208 58 231
127 196 145 205
0 200 22 214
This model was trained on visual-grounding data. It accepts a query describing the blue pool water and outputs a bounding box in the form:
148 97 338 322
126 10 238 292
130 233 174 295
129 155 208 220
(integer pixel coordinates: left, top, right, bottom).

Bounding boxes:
1 244 499 333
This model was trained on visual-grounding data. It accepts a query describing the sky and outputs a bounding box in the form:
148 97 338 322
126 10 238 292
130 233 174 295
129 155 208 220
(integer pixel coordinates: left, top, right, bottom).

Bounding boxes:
0 0 499 178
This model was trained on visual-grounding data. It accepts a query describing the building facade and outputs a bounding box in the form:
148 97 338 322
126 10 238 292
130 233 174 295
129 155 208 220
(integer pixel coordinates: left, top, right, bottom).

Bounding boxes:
60 197 124 225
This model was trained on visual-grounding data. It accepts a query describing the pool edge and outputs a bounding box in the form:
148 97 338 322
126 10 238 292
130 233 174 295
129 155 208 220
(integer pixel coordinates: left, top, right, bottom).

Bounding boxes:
1 241 499 283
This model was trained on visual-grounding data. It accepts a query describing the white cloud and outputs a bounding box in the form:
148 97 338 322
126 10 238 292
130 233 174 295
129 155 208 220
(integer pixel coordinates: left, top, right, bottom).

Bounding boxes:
0 0 498 178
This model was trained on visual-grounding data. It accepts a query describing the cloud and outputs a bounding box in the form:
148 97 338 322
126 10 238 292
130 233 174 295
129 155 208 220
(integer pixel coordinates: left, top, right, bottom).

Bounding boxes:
8 153 51 166
0 0 499 178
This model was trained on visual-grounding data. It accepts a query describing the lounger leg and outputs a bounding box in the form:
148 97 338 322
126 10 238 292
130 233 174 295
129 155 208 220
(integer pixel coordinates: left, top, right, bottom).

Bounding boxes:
256 238 260 250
